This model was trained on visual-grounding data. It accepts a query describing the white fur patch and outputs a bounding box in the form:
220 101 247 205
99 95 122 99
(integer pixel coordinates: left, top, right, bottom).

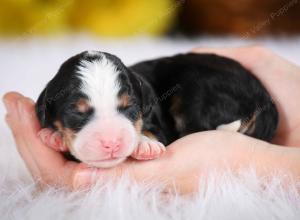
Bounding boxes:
86 50 100 56
78 53 121 118
73 53 138 167
217 120 241 132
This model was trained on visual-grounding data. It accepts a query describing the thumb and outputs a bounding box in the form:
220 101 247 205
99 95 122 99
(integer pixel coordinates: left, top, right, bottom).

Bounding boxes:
72 165 124 190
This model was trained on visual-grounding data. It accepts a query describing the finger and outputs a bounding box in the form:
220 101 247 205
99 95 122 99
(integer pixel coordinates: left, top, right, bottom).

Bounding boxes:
18 97 41 136
5 95 76 184
72 158 163 190
191 47 237 55
191 46 246 58
17 98 68 167
3 92 25 130
3 91 24 105
72 163 127 190
72 164 100 190
18 97 86 188
3 93 44 176
3 92 86 188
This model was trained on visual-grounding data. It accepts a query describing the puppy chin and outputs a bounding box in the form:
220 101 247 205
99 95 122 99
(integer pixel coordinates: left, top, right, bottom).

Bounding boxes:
69 141 137 168
82 157 128 168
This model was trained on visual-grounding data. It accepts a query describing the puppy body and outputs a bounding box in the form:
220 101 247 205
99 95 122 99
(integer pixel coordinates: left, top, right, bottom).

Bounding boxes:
36 51 278 168
130 53 278 144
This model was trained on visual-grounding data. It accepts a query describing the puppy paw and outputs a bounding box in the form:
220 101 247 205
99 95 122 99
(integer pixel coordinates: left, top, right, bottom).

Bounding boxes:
38 128 68 152
131 136 166 160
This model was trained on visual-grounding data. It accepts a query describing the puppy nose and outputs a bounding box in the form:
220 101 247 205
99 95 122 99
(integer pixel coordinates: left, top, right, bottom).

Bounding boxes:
100 139 121 152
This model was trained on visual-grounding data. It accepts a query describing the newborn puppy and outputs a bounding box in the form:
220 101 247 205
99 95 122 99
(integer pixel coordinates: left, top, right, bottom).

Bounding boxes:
36 51 278 168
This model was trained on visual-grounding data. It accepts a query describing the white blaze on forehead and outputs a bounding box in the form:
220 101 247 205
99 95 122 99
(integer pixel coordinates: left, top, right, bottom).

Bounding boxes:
77 53 121 117
86 50 100 56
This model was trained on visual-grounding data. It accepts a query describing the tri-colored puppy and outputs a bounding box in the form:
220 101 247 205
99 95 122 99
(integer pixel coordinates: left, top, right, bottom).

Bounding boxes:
36 51 278 168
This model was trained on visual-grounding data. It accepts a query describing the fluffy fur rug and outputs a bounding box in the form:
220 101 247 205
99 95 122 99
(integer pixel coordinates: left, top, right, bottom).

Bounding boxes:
0 36 300 219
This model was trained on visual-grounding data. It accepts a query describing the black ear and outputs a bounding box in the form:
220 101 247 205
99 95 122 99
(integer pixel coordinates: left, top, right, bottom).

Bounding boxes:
36 87 51 128
138 77 156 118
126 71 157 118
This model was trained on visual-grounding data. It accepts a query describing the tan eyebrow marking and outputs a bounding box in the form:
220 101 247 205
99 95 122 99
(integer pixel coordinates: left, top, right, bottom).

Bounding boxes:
118 94 131 108
76 98 91 113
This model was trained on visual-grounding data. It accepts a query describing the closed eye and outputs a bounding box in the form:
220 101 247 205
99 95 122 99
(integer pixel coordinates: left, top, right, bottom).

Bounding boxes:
119 103 135 111
118 103 140 121
63 107 94 131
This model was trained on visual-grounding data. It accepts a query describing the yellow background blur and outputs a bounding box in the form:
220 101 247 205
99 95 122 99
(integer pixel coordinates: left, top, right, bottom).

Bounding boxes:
0 0 177 37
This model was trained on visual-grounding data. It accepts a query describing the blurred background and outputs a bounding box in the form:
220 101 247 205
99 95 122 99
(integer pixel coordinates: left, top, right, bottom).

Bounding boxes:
1 0 300 37
0 0 300 125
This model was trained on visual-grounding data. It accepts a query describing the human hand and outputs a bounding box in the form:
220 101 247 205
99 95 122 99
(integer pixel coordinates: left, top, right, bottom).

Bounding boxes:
192 46 300 146
3 46 300 194
2 92 175 191
5 92 300 194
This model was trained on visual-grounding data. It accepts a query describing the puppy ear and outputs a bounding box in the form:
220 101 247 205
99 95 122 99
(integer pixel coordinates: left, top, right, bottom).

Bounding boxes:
36 87 51 128
138 78 156 118
127 71 156 118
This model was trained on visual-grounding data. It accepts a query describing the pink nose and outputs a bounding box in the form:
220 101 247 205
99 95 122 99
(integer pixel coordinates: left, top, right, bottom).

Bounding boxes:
100 139 121 152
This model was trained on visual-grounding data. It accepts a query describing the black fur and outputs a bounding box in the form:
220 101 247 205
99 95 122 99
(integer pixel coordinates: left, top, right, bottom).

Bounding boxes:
36 52 96 130
130 53 278 143
36 51 278 148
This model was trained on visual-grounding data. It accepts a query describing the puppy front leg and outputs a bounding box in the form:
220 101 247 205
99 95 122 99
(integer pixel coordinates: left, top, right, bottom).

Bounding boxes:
131 131 166 160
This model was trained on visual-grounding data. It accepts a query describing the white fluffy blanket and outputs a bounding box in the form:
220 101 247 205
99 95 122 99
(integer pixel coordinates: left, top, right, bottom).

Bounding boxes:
0 36 300 220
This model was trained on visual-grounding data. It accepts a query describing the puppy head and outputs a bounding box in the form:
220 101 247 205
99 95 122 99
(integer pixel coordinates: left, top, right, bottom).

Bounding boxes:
36 51 154 168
